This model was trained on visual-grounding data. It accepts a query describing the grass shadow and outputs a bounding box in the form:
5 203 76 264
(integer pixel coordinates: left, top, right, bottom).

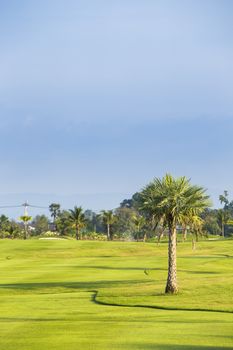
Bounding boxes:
0 279 151 292
133 345 233 350
72 266 166 272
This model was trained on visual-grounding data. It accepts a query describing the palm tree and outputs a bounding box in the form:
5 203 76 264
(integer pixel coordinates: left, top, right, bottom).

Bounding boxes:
141 174 210 294
156 217 167 245
49 203 61 231
68 206 86 240
20 215 32 240
132 214 145 241
217 209 230 237
180 216 189 242
100 210 117 240
189 215 204 250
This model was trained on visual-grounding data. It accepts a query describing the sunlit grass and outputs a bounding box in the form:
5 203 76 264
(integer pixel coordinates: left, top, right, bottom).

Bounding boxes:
0 239 232 349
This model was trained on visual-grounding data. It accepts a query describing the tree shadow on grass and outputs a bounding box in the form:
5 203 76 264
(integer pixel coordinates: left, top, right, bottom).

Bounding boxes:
179 270 219 274
0 279 150 292
0 317 64 322
71 266 167 271
67 266 219 274
133 344 233 350
90 291 233 314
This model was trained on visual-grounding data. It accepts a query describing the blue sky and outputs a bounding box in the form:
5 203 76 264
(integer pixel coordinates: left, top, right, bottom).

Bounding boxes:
0 0 233 217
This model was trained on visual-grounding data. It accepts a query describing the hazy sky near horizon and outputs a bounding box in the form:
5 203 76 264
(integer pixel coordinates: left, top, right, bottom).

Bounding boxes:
0 0 233 215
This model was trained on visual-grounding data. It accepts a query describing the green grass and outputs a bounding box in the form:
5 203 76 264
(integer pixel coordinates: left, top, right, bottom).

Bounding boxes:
0 239 232 349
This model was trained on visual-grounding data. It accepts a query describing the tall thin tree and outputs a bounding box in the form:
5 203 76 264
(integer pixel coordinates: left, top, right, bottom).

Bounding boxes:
100 210 117 240
49 203 61 231
20 215 32 240
141 174 210 294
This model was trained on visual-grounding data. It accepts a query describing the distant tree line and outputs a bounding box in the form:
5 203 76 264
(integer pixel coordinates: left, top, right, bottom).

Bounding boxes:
0 189 233 241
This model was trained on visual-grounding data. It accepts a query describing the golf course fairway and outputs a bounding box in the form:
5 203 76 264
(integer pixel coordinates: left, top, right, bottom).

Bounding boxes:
0 239 232 349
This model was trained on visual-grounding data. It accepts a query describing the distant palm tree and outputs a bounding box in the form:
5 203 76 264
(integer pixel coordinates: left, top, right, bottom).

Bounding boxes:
180 216 189 242
189 215 204 250
68 206 86 240
141 174 210 294
100 210 117 240
49 203 61 231
132 214 145 241
156 217 167 245
20 215 32 240
217 209 230 237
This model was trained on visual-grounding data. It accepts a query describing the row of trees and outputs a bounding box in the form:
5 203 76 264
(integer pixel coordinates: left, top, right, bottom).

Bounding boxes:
0 189 233 241
0 191 233 242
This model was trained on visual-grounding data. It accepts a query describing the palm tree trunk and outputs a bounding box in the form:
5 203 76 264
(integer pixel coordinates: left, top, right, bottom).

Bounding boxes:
76 225 79 240
192 238 196 250
165 227 178 294
136 225 140 242
24 223 27 240
222 222 225 237
52 215 57 232
182 226 187 241
107 224 110 240
157 228 164 246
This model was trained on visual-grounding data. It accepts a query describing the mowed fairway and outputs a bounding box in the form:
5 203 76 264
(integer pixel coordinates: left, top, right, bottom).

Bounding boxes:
0 239 232 350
